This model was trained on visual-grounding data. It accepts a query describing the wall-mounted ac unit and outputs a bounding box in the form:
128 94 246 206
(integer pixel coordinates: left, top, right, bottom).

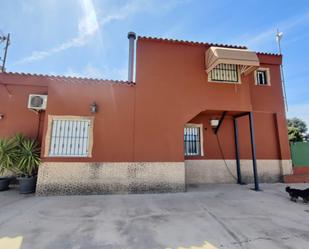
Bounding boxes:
28 94 48 110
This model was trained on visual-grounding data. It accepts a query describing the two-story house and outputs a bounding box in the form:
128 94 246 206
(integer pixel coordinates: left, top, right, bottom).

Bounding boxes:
0 32 292 195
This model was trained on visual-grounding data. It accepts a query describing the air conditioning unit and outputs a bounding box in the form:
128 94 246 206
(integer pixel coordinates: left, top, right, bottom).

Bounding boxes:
28 94 48 110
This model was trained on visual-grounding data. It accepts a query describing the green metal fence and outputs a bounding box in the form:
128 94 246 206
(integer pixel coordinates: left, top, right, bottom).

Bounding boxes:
290 142 309 167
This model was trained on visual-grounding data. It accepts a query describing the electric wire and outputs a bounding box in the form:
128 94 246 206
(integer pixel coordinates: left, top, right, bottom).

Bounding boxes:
215 132 238 181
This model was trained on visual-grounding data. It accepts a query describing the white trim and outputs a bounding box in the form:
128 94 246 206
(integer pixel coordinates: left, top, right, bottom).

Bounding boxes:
45 115 94 158
254 67 271 86
184 123 204 156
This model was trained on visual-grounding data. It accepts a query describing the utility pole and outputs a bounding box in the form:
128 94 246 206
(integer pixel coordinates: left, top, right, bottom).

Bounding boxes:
276 29 288 112
0 33 10 72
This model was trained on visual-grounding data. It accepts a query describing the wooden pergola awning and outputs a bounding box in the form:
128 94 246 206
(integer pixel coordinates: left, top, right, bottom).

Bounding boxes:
205 46 260 75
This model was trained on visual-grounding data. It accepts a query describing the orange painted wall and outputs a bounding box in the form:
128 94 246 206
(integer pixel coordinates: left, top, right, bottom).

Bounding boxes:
0 37 290 163
186 113 282 160
0 74 47 140
41 81 135 162
133 38 290 162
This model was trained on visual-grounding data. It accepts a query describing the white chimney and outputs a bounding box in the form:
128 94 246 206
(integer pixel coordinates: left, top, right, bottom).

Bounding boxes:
127 31 136 82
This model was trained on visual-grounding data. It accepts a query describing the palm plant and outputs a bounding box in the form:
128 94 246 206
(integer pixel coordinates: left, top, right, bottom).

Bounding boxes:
1 134 41 193
0 138 17 176
15 139 41 177
14 133 26 147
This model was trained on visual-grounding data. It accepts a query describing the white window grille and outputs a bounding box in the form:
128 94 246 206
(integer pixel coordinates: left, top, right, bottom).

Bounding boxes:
49 119 91 157
209 63 239 83
184 125 202 156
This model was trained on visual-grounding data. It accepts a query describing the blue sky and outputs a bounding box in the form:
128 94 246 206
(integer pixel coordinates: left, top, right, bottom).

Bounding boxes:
1 0 309 124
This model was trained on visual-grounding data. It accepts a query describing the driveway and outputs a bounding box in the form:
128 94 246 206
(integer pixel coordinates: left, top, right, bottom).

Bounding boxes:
0 183 308 249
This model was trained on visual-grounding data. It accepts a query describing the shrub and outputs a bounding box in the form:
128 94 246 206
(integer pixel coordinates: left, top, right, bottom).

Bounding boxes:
0 134 41 177
0 138 18 176
15 138 41 177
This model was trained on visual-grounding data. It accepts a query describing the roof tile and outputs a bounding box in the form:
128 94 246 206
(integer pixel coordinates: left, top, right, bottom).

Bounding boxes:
138 36 248 49
0 72 134 86
138 36 282 57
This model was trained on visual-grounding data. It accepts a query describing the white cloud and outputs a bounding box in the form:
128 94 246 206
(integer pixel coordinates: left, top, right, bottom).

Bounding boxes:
78 0 99 36
13 0 191 66
14 0 154 65
65 64 127 80
13 0 188 80
231 11 309 50
14 0 172 65
14 0 100 65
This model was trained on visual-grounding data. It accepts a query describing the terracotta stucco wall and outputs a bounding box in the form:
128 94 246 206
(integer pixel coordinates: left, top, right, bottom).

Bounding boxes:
41 81 135 162
0 74 47 140
0 38 291 163
249 54 290 160
133 38 290 162
183 112 282 160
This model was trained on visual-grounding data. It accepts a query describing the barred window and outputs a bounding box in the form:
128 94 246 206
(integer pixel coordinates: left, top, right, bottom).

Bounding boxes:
48 118 93 157
184 125 202 156
209 63 239 83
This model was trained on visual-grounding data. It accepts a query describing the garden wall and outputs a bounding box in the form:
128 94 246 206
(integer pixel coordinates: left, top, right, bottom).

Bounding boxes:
290 142 309 167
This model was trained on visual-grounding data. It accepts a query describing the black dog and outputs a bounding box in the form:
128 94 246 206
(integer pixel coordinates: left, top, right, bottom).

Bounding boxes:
286 186 309 203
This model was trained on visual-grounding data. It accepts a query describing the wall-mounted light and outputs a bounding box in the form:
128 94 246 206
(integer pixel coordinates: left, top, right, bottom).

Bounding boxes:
90 102 98 113
0 113 4 120
210 118 219 128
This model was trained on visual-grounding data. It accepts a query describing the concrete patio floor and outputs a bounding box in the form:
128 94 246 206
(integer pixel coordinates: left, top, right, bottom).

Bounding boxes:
0 183 309 249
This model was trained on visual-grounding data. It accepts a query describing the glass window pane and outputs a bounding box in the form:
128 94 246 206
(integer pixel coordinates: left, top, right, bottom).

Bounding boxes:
184 126 201 156
257 70 268 85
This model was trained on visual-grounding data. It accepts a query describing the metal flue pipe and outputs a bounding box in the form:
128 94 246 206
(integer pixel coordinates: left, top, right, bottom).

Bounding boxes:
127 32 136 82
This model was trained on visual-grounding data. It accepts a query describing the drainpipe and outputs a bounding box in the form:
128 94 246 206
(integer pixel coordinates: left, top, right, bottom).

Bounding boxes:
127 31 136 82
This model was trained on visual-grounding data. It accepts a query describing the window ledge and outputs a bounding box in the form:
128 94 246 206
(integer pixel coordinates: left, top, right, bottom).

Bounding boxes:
208 80 241 84
256 84 271 87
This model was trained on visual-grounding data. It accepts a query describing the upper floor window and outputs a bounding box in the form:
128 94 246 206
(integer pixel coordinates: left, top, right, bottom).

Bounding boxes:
209 63 239 83
255 68 271 86
184 124 203 156
45 116 94 157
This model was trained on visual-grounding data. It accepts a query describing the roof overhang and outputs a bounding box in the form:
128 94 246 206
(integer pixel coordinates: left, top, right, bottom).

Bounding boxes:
205 46 260 75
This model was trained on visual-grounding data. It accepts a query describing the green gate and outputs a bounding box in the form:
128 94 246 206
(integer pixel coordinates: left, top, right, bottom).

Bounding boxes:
290 142 309 167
